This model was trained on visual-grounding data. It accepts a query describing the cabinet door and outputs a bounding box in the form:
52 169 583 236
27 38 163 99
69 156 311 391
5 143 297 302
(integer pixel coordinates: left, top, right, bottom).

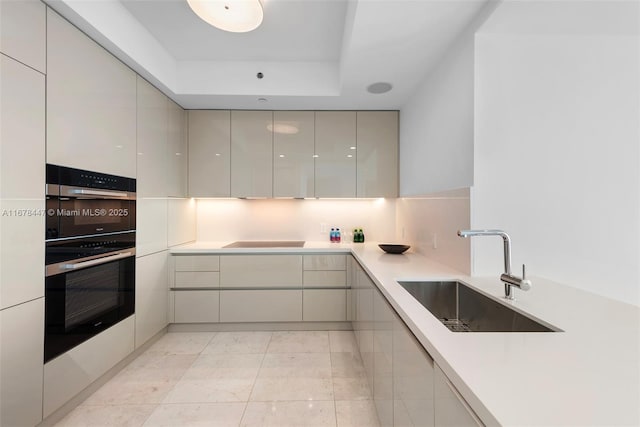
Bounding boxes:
219 290 302 322
135 251 168 348
393 315 435 427
373 289 394 427
315 111 356 197
303 289 346 321
174 290 220 323
434 363 483 427
231 110 273 197
46 9 136 178
167 100 188 197
356 269 375 392
188 110 231 197
357 111 398 198
0 0 46 73
273 111 315 198
0 299 44 427
137 76 168 198
220 255 302 288
0 55 45 310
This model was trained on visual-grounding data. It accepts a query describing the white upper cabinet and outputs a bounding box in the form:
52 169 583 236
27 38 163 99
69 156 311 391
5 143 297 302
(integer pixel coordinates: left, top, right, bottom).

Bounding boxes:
167 100 188 198
0 55 45 310
357 111 398 198
315 111 357 198
231 110 273 198
188 110 231 197
46 9 136 178
273 111 315 198
136 76 168 198
0 0 46 73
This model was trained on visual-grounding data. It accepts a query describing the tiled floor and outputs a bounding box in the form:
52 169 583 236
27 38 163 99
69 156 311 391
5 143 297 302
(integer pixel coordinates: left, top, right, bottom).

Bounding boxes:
55 331 381 427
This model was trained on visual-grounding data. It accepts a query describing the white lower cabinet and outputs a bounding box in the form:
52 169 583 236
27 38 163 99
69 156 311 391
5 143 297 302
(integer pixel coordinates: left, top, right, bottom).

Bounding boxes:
434 363 483 427
44 315 135 418
135 251 168 349
175 290 220 323
303 289 346 321
0 298 44 427
393 315 435 427
220 290 302 322
373 289 394 427
220 255 302 288
356 267 375 392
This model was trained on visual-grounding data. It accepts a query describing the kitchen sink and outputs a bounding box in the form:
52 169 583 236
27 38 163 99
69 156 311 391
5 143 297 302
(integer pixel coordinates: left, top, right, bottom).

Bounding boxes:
223 241 305 248
397 281 560 332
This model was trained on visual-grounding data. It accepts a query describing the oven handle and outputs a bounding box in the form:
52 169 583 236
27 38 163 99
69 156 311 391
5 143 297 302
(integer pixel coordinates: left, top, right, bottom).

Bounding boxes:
62 251 134 270
69 189 130 198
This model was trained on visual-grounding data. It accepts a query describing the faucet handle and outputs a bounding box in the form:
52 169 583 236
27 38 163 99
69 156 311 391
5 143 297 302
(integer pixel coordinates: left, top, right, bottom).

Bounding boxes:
520 264 532 291
522 264 526 280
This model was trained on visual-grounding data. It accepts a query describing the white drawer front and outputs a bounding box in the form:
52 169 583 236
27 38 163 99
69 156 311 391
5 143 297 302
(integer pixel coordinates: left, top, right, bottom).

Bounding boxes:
174 255 220 272
219 290 302 322
303 271 347 288
220 255 302 288
175 272 220 288
174 291 220 323
303 289 347 321
303 255 346 271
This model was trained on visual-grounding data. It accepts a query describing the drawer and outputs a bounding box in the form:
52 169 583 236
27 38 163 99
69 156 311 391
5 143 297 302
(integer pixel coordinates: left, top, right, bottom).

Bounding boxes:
303 289 347 321
220 255 302 288
303 271 347 288
303 255 346 271
219 290 302 322
174 255 220 271
175 272 220 288
174 290 219 323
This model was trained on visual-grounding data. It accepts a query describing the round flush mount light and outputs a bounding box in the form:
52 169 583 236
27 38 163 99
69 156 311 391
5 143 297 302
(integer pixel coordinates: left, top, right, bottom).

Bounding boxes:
187 0 264 33
366 82 393 94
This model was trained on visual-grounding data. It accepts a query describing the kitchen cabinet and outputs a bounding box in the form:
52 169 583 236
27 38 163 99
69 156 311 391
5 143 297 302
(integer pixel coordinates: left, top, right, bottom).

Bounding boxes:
46 8 137 178
273 111 315 198
220 255 302 288
175 291 219 323
135 251 168 349
136 198 168 257
315 111 357 197
434 363 483 426
136 76 168 198
393 314 435 427
357 111 398 198
0 0 46 73
188 110 231 197
220 289 302 322
0 299 44 427
0 55 45 310
44 315 135 418
167 100 188 197
302 254 348 321
231 110 273 198
356 266 375 392
171 255 220 323
302 289 346 321
373 286 394 427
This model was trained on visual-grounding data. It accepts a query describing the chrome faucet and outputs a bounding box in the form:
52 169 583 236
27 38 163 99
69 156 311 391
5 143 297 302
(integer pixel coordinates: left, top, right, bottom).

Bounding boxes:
457 229 531 300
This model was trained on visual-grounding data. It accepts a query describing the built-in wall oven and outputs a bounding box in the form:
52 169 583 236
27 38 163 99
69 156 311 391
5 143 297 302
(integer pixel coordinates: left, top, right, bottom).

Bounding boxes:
45 165 136 363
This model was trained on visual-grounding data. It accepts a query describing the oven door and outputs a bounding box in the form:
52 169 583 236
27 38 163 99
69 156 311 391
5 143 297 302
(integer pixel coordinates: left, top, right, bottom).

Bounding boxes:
44 250 135 363
46 185 135 239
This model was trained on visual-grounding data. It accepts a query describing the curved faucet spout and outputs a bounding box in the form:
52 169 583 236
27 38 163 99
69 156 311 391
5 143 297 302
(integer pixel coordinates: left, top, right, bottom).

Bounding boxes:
457 229 512 275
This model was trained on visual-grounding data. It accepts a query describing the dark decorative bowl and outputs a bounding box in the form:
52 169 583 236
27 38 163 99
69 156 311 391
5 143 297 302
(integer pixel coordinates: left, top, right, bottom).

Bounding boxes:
378 244 410 254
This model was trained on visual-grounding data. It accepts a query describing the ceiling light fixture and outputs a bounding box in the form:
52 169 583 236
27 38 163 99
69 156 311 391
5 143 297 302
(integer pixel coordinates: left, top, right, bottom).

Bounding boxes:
366 82 393 94
186 0 264 33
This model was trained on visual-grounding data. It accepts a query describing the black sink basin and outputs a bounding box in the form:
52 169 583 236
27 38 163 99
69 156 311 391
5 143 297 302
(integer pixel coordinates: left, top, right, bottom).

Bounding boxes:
398 281 560 332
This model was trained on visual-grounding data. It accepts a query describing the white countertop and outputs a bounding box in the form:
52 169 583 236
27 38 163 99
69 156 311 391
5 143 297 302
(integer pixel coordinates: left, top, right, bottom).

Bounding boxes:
170 241 640 426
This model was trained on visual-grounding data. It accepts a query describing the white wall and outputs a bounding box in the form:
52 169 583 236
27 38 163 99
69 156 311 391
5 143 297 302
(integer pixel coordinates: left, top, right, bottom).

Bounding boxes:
473 1 640 305
196 199 396 243
399 1 499 196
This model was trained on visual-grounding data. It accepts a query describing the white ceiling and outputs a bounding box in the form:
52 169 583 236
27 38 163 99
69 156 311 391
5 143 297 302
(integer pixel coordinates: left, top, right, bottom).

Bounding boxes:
45 0 491 110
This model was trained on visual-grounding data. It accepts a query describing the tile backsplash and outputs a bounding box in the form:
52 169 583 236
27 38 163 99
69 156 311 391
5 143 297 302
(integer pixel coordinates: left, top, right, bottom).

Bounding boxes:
396 188 471 274
196 198 397 243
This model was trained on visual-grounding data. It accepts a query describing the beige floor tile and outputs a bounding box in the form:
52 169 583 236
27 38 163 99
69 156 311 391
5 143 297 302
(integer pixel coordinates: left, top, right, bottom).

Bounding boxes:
241 401 337 427
163 378 255 403
331 352 366 379
333 377 373 401
203 331 272 354
250 377 334 401
267 331 330 353
55 404 156 427
335 400 381 427
182 353 263 380
258 353 331 378
145 332 216 355
143 402 246 427
329 331 359 353
124 354 198 381
81 375 177 406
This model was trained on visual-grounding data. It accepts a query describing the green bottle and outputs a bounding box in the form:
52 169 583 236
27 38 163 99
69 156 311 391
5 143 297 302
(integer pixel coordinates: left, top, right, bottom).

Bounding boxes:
353 228 360 243
359 229 365 243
